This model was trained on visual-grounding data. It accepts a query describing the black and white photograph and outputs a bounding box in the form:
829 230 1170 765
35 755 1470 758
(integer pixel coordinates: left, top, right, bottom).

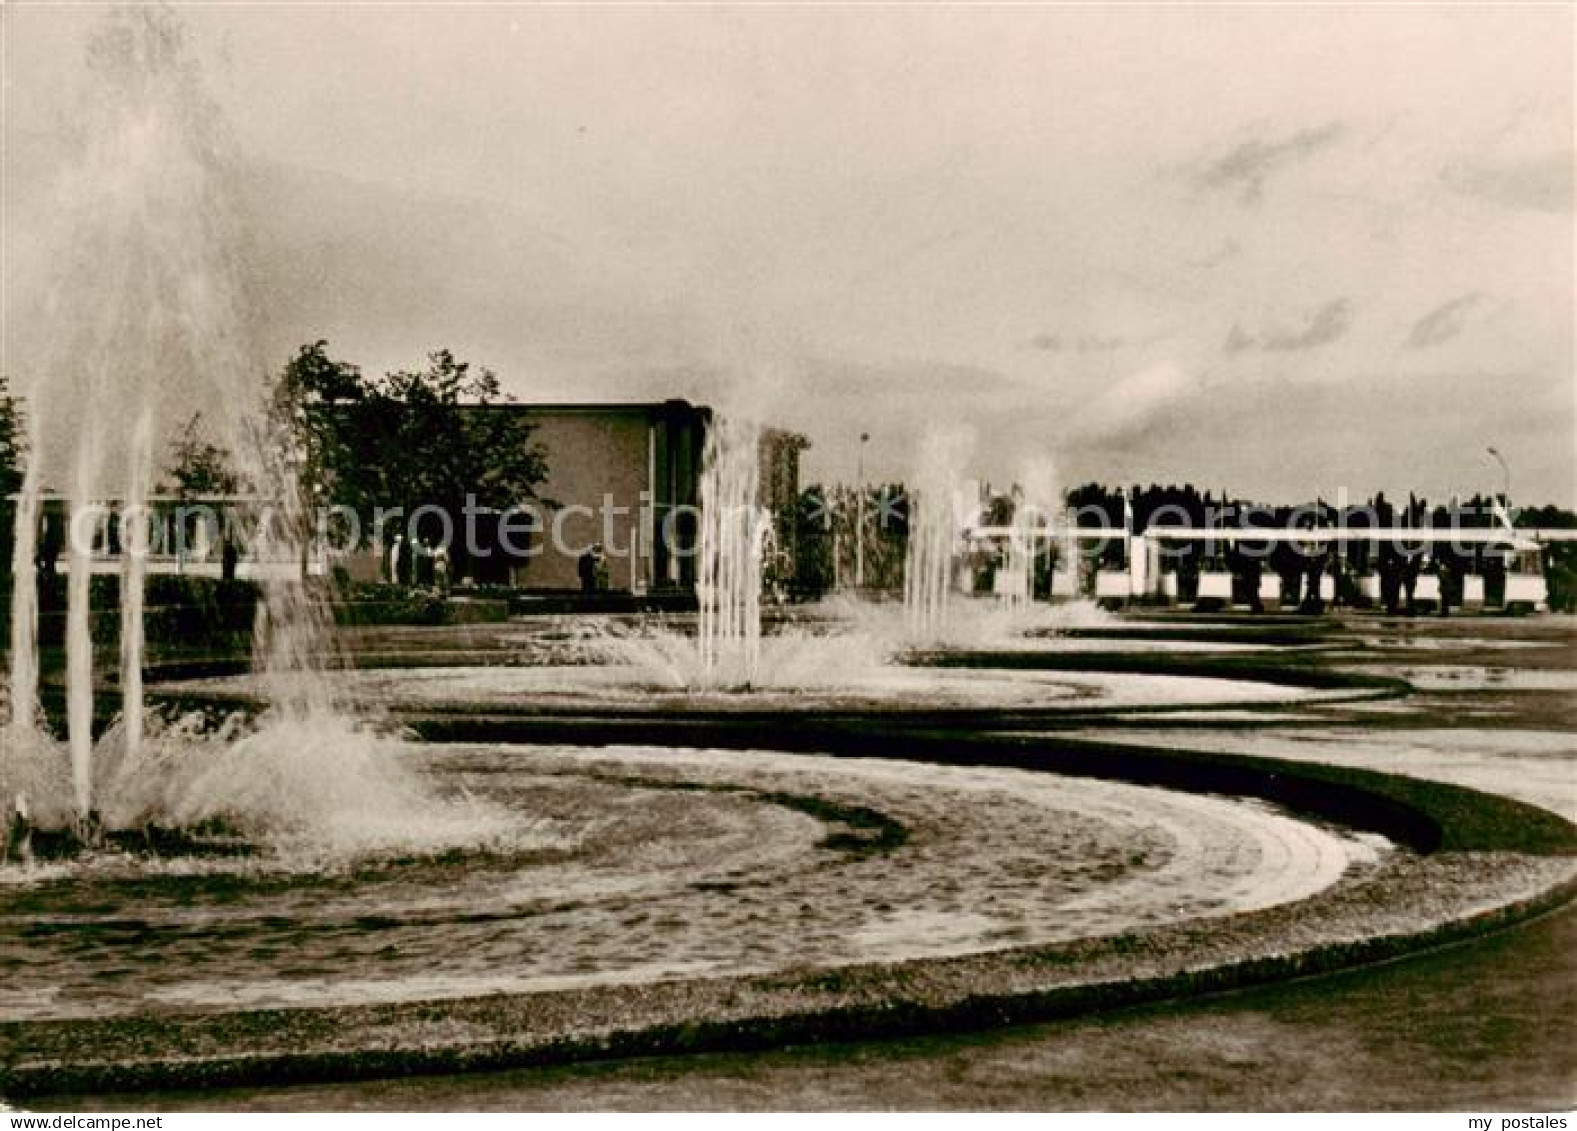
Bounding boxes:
0 0 1573 1117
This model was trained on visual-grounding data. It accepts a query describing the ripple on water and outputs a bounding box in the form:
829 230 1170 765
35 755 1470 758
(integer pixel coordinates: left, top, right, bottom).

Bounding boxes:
0 744 1389 1021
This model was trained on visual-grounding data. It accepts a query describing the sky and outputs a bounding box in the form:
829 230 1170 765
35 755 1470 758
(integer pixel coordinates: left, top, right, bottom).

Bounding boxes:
3 1 1573 504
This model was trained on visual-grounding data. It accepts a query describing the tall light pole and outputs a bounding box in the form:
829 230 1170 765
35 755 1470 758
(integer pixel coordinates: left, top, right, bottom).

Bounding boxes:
1486 446 1511 527
855 432 870 591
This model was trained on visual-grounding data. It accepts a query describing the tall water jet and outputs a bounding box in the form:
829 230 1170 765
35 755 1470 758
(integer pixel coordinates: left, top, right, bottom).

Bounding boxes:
5 416 45 739
1056 504 1085 601
0 6 535 865
1003 458 1060 609
696 414 768 688
245 392 343 721
13 5 261 823
66 419 107 820
118 410 155 763
903 428 975 643
3 5 287 827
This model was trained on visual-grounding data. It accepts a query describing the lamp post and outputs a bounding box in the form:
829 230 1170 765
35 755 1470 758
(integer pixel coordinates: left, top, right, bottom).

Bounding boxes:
855 432 870 591
1486 446 1511 526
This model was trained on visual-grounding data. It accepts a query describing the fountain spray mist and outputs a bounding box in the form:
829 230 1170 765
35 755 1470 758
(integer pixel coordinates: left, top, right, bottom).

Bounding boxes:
5 412 44 741
1003 457 1061 609
903 427 976 643
118 410 155 765
65 429 102 821
1 5 322 825
696 414 768 689
3 7 525 861
3 5 262 821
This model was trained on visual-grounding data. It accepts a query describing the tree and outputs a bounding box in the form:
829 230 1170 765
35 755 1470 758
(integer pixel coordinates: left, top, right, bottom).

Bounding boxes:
0 377 25 588
1517 504 1577 613
162 412 238 498
264 340 366 513
0 376 24 502
266 344 551 580
361 349 550 532
156 412 241 578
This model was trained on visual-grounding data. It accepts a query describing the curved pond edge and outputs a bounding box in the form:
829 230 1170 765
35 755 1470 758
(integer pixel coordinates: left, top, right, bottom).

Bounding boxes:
4 732 1573 1099
128 649 1408 732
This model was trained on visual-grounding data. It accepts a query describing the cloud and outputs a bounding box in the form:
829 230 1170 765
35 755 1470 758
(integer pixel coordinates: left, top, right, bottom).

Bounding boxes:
1190 239 1241 269
1193 122 1346 203
1225 299 1355 353
1223 324 1256 355
793 358 1023 404
1073 360 1201 443
1442 151 1573 213
1406 294 1481 349
1024 332 1133 354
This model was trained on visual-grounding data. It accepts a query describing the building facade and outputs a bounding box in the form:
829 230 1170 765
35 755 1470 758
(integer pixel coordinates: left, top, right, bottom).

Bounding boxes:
452 399 709 592
406 400 806 593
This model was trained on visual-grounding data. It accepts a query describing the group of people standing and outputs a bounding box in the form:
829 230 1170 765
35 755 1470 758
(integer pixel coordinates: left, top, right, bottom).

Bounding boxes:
385 534 450 592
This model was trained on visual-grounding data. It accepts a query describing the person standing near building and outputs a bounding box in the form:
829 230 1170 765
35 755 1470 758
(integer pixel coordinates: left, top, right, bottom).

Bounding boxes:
415 536 435 588
1402 550 1422 613
387 534 405 586
434 543 451 595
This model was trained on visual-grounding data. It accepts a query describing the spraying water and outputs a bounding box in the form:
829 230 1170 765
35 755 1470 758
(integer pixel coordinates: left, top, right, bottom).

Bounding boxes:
903 428 975 643
3 5 260 825
118 410 155 765
902 429 971 643
64 459 99 824
695 415 769 689
1002 457 1061 609
5 412 44 738
1057 504 1085 601
1 6 505 860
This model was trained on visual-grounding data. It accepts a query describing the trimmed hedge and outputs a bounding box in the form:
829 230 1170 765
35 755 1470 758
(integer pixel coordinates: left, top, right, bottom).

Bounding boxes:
331 584 448 626
5 576 259 650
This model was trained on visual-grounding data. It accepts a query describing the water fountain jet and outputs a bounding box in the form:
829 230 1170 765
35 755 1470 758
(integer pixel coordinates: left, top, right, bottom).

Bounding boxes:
695 414 769 689
0 5 504 860
903 427 976 644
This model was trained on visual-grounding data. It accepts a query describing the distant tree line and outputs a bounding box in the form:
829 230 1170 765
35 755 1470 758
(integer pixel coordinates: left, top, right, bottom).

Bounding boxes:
791 483 910 597
0 377 24 609
1067 481 1575 613
786 475 1576 611
2 366 1574 613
